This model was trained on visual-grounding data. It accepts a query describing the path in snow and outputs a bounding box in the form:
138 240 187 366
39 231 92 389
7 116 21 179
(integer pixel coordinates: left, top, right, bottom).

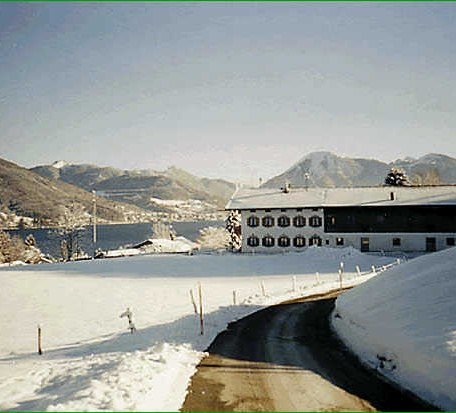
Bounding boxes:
182 290 436 412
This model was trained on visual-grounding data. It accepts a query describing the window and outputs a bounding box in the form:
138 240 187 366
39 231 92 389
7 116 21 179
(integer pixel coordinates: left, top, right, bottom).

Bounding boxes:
446 237 455 246
250 209 256 213
265 209 271 212
262 216 275 227
262 235 275 247
281 208 287 212
247 216 259 227
293 215 306 227
393 238 401 247
312 208 319 211
309 235 322 246
293 236 306 248
278 235 290 247
325 239 330 245
247 235 259 247
296 208 303 212
278 215 290 227
309 215 322 227
336 237 344 246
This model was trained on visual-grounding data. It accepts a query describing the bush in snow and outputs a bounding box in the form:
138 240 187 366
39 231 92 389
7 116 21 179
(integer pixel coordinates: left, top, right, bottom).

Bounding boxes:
0 230 42 264
196 226 230 250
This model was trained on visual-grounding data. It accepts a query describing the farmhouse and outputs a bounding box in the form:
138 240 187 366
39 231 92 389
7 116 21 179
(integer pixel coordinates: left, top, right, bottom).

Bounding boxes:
225 185 456 253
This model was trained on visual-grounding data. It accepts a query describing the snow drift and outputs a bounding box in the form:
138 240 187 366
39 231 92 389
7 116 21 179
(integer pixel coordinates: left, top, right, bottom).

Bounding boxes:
332 247 456 410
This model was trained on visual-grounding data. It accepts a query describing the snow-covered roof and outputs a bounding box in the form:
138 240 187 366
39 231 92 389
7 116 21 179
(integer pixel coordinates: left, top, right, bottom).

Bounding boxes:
225 185 456 210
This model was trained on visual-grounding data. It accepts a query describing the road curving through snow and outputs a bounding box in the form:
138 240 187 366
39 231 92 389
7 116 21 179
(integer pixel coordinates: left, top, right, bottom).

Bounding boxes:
182 290 436 412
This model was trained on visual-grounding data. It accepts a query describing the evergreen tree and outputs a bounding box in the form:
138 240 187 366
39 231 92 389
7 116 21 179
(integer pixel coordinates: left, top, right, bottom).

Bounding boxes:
226 210 241 251
384 168 411 186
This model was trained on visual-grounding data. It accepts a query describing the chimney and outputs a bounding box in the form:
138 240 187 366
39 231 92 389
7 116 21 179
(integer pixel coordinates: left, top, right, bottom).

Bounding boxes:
282 182 291 194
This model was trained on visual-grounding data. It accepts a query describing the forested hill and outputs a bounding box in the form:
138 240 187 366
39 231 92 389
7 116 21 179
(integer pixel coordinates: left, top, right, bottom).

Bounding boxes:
31 162 236 210
0 158 150 226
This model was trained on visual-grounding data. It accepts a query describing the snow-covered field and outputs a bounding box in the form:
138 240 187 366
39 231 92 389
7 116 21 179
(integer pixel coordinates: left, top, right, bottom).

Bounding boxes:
0 248 395 411
332 247 456 411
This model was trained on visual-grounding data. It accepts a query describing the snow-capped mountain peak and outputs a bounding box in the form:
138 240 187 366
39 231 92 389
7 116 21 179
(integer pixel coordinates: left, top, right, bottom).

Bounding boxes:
52 160 69 169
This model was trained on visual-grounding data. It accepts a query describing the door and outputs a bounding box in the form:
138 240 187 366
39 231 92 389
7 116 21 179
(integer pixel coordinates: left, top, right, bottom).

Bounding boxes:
360 237 370 252
426 237 436 252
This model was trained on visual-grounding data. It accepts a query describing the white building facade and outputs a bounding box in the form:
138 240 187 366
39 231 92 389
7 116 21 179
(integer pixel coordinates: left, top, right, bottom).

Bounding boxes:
226 186 456 253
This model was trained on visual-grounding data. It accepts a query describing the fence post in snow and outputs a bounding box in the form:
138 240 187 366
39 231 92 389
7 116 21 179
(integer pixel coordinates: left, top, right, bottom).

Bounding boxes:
260 281 266 297
190 289 198 315
397 258 401 265
233 290 237 306
198 282 204 335
338 269 343 291
37 325 42 355
340 262 344 275
371 265 377 275
355 265 361 277
315 272 320 284
292 276 297 292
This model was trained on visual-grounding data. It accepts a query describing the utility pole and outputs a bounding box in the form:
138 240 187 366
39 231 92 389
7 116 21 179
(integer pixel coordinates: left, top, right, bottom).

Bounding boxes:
92 190 97 247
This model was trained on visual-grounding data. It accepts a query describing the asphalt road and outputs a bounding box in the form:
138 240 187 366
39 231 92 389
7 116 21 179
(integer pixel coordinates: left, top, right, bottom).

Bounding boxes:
181 290 436 412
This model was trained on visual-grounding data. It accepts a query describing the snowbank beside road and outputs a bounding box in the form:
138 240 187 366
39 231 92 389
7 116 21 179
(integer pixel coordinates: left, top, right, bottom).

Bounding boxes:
0 248 394 411
332 247 456 410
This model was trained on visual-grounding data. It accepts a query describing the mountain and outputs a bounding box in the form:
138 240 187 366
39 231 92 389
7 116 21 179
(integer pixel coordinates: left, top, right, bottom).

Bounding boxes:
31 162 236 212
0 158 150 227
263 152 456 188
392 154 456 186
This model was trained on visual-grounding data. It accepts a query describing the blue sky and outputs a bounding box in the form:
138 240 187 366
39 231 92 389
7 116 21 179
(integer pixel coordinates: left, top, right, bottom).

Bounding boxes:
1 2 455 183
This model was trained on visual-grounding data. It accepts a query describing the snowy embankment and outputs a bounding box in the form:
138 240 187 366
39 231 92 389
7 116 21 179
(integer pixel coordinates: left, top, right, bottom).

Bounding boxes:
0 248 394 411
332 247 456 411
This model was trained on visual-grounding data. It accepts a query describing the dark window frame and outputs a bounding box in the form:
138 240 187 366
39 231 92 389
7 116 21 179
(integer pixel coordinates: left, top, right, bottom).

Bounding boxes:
392 238 401 246
278 235 291 247
262 216 275 227
309 235 322 246
293 215 306 227
262 235 275 247
336 237 344 246
293 236 306 248
247 235 260 247
278 215 291 227
309 215 322 227
247 215 259 227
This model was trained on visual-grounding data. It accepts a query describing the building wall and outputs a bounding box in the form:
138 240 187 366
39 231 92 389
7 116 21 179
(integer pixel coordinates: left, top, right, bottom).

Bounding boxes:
240 208 456 253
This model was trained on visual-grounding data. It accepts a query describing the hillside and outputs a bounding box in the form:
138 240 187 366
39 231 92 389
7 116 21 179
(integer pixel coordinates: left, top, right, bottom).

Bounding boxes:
0 158 151 227
263 152 456 188
31 163 236 211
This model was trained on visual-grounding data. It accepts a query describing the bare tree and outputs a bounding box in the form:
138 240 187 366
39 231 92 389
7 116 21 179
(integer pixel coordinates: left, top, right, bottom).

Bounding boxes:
58 202 87 261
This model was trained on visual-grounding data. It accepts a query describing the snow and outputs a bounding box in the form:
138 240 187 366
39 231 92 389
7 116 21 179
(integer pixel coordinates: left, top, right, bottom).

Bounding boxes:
0 248 396 411
51 160 69 169
331 247 456 410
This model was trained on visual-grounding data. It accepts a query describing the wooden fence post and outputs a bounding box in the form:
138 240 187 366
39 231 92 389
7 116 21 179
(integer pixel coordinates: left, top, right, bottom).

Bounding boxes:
190 289 198 315
233 290 237 306
38 325 42 355
371 265 376 275
355 265 361 277
292 276 297 292
260 281 266 297
338 269 343 291
198 282 204 335
315 272 320 284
